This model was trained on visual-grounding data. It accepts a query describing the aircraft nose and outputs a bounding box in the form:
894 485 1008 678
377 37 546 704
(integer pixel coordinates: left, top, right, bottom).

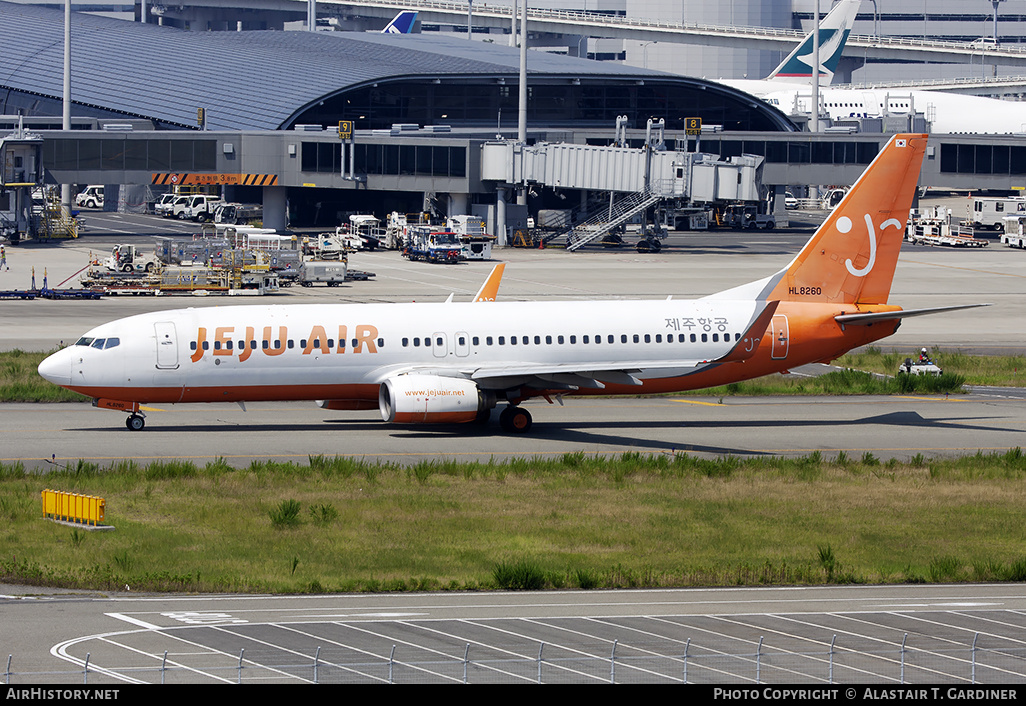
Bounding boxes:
38 348 72 387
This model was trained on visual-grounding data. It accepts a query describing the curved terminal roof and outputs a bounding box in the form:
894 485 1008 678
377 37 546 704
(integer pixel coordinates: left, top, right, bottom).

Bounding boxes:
0 1 796 132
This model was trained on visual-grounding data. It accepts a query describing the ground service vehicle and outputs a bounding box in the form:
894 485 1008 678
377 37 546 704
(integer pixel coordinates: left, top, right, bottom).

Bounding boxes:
898 355 943 376
722 204 775 230
183 195 223 222
298 260 348 287
214 202 262 225
967 197 1026 231
164 195 191 219
153 193 176 216
103 244 158 273
1001 216 1026 248
402 226 463 263
75 186 104 209
38 134 990 434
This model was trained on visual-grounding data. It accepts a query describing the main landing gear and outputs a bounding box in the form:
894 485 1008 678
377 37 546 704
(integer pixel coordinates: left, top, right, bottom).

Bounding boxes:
125 413 145 431
499 405 532 434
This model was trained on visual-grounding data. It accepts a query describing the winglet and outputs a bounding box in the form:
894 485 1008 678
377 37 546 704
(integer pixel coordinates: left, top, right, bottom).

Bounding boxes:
382 11 418 34
767 0 861 85
717 301 779 363
473 263 505 302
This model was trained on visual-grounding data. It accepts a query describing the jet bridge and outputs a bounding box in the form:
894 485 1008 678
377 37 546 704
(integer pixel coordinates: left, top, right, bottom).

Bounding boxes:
480 137 765 250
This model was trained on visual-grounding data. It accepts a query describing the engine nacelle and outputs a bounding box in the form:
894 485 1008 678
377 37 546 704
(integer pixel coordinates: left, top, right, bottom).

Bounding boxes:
379 375 494 424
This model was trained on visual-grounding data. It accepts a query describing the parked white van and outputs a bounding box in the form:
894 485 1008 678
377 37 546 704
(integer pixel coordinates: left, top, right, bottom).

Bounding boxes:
75 185 104 209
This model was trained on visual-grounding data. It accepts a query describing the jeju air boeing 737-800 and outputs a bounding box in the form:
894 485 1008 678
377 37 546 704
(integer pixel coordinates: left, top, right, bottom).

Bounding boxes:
38 133 986 433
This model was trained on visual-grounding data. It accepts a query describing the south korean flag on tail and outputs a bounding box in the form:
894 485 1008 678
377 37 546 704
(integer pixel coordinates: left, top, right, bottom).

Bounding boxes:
895 138 907 148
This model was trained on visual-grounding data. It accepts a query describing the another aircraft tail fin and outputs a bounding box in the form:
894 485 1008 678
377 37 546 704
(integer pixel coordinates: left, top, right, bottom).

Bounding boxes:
382 11 418 34
473 263 505 302
767 0 861 85
766 133 927 305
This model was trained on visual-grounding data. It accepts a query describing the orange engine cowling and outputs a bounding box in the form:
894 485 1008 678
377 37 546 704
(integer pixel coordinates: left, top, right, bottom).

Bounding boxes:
379 375 495 424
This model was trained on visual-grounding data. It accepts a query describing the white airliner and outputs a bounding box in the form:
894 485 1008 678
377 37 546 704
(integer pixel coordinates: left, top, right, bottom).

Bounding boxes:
38 134 987 433
720 0 1026 135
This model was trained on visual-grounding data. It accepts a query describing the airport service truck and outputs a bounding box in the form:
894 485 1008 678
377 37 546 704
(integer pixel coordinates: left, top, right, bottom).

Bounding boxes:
1001 216 1026 248
966 196 1026 231
104 244 158 273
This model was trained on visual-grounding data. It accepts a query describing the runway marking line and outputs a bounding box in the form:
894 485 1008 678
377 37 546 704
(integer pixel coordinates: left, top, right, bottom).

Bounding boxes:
903 257 1026 279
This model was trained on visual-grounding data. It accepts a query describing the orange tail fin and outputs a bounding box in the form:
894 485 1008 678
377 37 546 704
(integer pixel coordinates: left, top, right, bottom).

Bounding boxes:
768 134 927 305
473 263 505 302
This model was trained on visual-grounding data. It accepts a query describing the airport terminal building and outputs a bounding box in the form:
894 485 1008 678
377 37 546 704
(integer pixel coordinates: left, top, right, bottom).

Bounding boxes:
0 2 801 230
4 2 1026 238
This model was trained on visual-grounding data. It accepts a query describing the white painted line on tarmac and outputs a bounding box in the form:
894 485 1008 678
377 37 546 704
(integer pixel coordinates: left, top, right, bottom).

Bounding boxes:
107 612 161 629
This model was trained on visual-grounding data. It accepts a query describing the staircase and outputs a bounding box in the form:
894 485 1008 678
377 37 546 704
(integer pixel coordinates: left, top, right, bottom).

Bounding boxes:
562 188 662 252
33 195 79 240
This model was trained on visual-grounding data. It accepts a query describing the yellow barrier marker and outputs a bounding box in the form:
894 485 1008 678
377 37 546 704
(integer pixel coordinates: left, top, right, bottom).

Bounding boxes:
41 489 111 529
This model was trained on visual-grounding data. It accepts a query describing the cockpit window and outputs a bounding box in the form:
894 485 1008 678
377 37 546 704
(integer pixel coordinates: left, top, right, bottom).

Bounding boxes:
75 336 119 349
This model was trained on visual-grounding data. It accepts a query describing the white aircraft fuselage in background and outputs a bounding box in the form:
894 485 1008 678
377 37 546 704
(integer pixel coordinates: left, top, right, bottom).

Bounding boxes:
716 0 1026 135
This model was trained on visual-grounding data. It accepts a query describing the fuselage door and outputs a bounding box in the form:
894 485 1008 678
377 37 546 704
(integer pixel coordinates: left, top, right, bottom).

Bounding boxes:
770 314 789 360
154 322 179 369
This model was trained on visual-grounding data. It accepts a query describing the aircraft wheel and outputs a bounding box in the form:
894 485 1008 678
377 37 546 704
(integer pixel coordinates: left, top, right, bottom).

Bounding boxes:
499 406 532 434
126 414 145 431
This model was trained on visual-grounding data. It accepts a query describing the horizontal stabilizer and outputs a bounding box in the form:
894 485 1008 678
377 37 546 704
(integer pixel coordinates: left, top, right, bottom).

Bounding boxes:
835 303 992 326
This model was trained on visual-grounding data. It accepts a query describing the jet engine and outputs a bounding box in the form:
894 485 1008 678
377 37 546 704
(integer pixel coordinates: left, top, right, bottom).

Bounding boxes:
379 374 494 424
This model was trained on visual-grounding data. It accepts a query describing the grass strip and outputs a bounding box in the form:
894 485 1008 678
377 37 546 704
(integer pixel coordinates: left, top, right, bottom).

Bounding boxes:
4 450 1026 594
0 350 90 402
838 346 1026 388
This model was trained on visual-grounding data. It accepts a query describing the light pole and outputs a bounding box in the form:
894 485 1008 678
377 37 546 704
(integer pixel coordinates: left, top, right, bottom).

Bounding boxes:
641 41 656 69
61 0 72 218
